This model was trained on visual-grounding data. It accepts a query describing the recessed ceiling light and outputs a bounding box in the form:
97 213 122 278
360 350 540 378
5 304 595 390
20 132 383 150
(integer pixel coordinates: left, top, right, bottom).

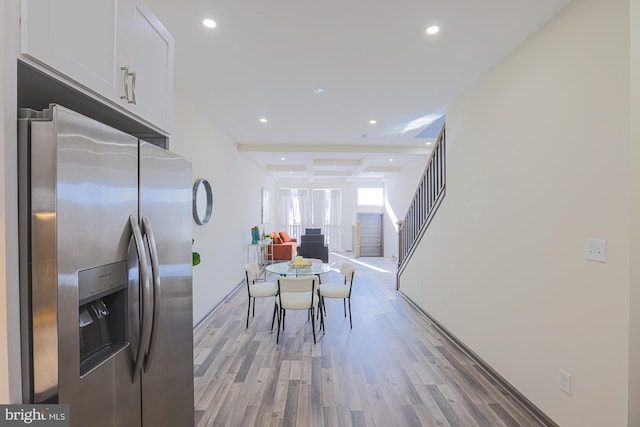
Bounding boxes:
259 118 268 123
388 158 394 162
369 120 377 125
426 26 440 35
203 19 217 28
314 88 327 94
426 142 433 146
289 171 293 174
280 157 286 161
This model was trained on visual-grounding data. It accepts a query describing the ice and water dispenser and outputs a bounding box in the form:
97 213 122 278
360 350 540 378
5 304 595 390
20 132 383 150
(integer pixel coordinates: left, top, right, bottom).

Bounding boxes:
78 261 128 376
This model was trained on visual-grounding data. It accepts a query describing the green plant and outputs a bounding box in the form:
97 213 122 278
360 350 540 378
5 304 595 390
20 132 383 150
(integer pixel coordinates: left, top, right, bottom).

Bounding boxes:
192 239 201 266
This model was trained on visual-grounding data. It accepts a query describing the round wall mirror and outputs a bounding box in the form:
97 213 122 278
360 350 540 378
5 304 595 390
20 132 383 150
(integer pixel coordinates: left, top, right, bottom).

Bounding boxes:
192 178 213 225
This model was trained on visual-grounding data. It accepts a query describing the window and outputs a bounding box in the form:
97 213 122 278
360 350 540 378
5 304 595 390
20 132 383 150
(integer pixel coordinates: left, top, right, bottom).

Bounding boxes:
280 188 342 249
357 187 384 206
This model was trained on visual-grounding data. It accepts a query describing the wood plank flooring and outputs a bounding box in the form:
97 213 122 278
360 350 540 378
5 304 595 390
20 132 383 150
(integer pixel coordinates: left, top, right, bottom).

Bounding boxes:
193 253 544 427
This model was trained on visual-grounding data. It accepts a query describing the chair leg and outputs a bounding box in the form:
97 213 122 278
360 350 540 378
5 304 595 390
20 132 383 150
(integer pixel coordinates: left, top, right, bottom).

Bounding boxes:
271 303 277 330
348 298 352 329
343 298 347 318
246 298 251 328
253 297 256 317
315 290 322 319
310 308 317 344
276 308 282 343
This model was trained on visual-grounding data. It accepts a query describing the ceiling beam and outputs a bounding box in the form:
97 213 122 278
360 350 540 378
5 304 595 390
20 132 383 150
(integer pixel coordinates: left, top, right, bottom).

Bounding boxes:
237 143 429 155
364 166 403 172
267 164 306 171
313 158 362 166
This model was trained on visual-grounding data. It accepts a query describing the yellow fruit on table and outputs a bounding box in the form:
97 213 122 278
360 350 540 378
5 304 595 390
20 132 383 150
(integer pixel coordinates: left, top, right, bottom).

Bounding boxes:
289 256 311 268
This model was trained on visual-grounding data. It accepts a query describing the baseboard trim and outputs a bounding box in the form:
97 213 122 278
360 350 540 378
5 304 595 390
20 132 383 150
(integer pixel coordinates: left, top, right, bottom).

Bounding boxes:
398 291 559 427
193 280 244 331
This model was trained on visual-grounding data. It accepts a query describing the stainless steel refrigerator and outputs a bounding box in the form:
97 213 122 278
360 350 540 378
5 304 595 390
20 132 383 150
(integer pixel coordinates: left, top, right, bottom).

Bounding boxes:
18 105 195 427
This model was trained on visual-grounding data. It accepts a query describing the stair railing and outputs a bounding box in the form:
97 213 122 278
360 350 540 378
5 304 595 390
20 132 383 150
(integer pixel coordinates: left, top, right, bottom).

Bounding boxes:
397 125 446 287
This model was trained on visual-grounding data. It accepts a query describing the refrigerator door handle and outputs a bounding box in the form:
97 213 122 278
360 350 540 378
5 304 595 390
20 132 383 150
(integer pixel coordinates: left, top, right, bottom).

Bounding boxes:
141 216 161 372
130 216 153 383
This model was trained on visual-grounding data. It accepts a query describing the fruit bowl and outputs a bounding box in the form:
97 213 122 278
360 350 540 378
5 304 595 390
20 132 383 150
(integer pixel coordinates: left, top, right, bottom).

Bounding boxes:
288 257 312 268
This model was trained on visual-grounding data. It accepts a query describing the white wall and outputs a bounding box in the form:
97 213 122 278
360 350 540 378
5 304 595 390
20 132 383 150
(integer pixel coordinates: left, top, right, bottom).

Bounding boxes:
0 0 8 404
0 0 22 403
629 0 640 425
384 157 426 259
169 91 274 325
400 1 630 426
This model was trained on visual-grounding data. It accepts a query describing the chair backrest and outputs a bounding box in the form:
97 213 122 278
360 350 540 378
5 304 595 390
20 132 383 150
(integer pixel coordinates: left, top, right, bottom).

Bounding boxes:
244 262 260 283
300 234 324 244
305 228 322 235
340 262 356 284
277 276 318 310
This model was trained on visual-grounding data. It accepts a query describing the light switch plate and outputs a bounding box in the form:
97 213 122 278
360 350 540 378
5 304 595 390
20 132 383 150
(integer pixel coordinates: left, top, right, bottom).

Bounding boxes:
559 369 572 395
584 238 606 262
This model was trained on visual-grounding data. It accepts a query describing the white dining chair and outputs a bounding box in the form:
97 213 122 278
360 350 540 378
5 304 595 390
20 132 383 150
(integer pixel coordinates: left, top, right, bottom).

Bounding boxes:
304 258 324 283
318 262 356 328
275 276 323 343
244 262 278 329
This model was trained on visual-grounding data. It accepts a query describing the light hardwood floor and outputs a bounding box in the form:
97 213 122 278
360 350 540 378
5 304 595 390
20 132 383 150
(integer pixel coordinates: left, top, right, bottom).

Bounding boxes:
193 253 544 427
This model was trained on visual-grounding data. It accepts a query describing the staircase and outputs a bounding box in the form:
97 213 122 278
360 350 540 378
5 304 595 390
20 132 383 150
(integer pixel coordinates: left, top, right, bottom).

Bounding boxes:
397 124 446 286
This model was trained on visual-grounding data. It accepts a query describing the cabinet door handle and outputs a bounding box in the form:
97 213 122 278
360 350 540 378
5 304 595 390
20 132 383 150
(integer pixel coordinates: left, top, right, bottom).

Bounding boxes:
120 66 137 104
120 66 130 102
130 71 137 105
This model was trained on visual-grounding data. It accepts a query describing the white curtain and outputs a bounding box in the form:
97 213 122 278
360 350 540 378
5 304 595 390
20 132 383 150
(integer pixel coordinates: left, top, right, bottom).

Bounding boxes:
278 189 291 232
328 189 342 250
312 190 325 230
278 188 342 248
297 189 312 231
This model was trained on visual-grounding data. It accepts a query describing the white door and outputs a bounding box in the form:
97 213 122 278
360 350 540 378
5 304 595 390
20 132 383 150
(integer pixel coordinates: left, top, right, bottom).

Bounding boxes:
357 213 383 257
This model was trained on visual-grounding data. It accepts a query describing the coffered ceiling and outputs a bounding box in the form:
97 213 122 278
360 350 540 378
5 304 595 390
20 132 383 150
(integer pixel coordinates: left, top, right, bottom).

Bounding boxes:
147 0 572 182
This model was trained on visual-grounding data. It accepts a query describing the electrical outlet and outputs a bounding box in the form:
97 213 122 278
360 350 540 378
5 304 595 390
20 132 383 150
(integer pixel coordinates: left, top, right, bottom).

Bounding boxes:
584 238 606 262
559 369 571 395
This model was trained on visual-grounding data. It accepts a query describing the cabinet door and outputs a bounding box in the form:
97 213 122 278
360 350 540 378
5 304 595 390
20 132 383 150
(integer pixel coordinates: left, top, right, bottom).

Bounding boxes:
20 0 125 101
123 1 174 132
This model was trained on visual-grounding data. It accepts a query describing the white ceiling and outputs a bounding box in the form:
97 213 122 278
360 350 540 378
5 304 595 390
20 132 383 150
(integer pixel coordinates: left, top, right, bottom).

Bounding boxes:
147 0 572 182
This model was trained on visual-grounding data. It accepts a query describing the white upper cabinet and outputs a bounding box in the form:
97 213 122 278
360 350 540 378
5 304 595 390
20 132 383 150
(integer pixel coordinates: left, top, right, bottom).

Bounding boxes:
20 0 125 100
20 0 174 133
121 2 174 132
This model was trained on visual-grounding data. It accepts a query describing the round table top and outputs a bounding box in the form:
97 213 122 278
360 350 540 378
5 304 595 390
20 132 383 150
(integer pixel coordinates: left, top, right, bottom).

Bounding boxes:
266 261 333 276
